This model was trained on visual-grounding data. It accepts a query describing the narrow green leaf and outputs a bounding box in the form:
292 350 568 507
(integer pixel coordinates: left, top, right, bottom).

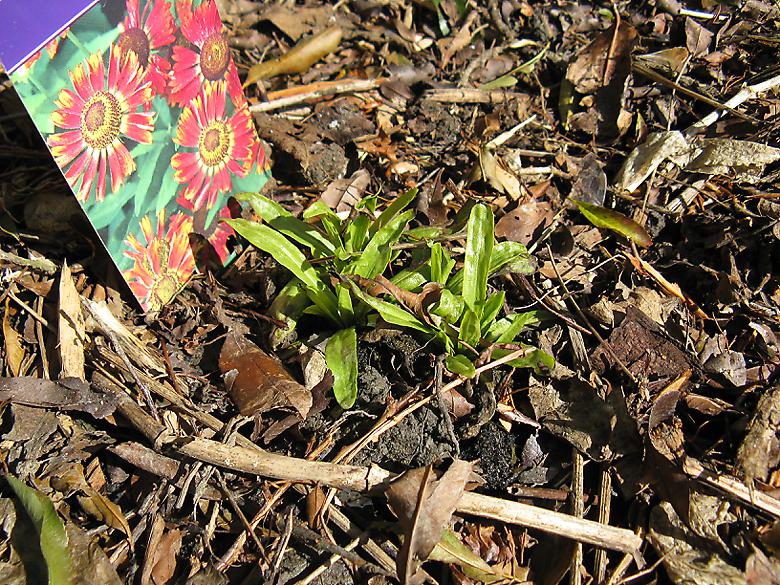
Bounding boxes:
390 268 429 292
459 308 481 346
493 346 555 374
445 354 476 377
6 474 74 585
236 193 335 256
571 198 652 247
431 289 464 323
325 328 359 408
462 204 494 311
375 187 417 231
345 214 371 253
480 291 505 333
485 311 541 344
429 243 456 285
267 279 311 349
303 200 343 245
227 219 341 324
350 210 414 278
336 283 355 325
348 282 434 334
448 241 527 294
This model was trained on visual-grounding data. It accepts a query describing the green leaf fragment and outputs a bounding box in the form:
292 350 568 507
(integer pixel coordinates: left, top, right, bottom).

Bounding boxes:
6 474 74 585
350 210 414 278
462 203 494 311
571 198 652 247
445 354 476 377
326 327 359 408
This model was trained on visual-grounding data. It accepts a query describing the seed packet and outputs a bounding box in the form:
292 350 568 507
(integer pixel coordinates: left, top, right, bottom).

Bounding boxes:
0 0 269 311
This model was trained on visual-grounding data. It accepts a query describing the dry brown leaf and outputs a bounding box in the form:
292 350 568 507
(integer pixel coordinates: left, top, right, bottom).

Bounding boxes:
150 528 182 585
246 27 342 85
320 169 371 215
258 5 336 41
58 261 85 380
3 300 25 377
219 333 312 419
737 384 780 484
386 460 474 585
495 201 553 245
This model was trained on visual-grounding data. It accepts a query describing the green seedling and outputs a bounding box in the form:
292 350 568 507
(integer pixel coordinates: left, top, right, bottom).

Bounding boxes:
228 193 552 408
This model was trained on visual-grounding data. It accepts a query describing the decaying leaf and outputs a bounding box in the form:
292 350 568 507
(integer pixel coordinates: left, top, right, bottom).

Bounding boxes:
570 198 652 247
320 169 371 215
616 132 780 193
219 333 312 419
737 384 780 484
0 377 117 419
246 27 342 85
50 463 133 542
58 261 85 380
3 300 25 377
429 528 529 584
648 501 746 585
495 201 554 245
386 460 474 585
479 146 521 200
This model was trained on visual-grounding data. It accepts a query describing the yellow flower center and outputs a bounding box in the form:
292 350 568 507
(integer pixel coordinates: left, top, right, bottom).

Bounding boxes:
118 27 150 67
81 91 122 150
197 121 232 168
200 33 229 81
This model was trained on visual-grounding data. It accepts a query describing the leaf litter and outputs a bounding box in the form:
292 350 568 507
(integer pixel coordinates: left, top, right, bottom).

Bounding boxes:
3 1 780 584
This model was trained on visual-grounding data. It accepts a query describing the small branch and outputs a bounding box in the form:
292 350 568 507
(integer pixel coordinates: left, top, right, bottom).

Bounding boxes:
249 78 381 113
98 377 644 555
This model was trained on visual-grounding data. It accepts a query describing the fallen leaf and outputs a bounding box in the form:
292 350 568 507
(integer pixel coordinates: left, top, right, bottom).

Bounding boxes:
479 146 521 199
3 300 25 376
320 169 371 215
246 27 342 85
737 384 780 484
58 261 85 380
219 333 312 419
570 198 652 247
495 201 553 245
386 460 474 585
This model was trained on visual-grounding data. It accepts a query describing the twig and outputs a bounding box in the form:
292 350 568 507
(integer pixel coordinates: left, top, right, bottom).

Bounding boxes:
0 250 57 274
249 78 381 113
685 71 780 136
594 468 613 584
98 377 645 555
570 450 585 585
422 87 526 104
266 507 294 585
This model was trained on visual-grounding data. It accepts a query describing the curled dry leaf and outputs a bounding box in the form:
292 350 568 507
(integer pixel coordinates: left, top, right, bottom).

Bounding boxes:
246 27 343 85
320 169 371 215
386 460 474 585
495 201 554 245
737 384 780 484
219 333 312 419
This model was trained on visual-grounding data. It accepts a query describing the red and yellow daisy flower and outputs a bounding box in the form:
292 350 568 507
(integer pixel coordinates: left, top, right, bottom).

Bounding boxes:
46 31 67 59
171 80 254 210
251 138 271 175
47 45 155 202
169 0 242 106
118 0 176 97
124 210 196 310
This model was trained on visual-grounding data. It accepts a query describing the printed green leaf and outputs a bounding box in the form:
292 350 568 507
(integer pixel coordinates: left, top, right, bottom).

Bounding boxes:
236 193 335 256
445 354 476 377
571 198 652 247
6 474 74 585
350 210 414 278
461 204 494 311
227 219 341 324
326 327 359 408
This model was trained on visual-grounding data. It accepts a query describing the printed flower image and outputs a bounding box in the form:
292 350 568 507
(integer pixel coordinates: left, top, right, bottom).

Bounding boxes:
117 0 176 97
124 210 196 310
47 45 156 202
169 0 242 107
171 80 254 210
45 32 67 59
